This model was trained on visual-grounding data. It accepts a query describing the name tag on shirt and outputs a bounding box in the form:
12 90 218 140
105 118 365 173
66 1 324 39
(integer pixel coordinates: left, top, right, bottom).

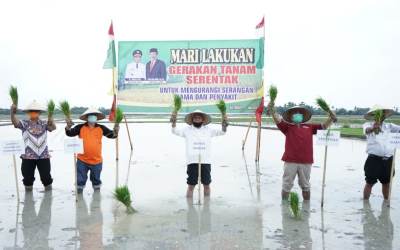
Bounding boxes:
388 133 400 149
64 138 83 154
0 140 25 155
316 130 341 146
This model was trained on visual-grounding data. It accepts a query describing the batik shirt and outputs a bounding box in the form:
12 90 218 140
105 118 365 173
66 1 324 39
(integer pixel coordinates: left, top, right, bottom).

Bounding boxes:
16 120 50 159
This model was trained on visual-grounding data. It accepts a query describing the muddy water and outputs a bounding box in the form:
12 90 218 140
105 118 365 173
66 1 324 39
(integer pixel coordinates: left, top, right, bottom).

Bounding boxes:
0 123 398 249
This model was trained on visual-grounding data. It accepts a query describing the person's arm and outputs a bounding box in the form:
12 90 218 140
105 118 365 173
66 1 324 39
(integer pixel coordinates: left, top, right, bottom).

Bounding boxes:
268 102 282 124
100 124 118 139
170 113 186 137
10 104 24 129
65 124 83 137
322 113 337 129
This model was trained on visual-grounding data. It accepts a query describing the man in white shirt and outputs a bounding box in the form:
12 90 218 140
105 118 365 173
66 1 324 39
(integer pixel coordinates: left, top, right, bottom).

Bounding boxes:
171 109 228 197
363 105 400 200
124 50 146 81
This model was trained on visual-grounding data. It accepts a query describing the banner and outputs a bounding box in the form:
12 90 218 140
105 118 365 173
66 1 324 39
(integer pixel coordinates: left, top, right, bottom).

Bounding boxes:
117 39 264 114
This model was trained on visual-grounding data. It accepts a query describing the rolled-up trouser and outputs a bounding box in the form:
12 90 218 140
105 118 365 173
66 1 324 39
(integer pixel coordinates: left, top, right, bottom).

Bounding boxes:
282 162 312 192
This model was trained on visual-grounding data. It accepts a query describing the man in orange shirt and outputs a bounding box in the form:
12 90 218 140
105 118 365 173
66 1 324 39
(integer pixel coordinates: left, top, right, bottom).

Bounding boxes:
65 107 119 193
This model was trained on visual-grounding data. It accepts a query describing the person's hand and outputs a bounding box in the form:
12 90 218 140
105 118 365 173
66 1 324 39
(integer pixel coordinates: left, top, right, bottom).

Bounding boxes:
329 112 338 123
267 102 275 114
372 122 381 134
66 118 74 128
222 115 228 128
113 124 120 134
11 104 17 114
170 112 177 124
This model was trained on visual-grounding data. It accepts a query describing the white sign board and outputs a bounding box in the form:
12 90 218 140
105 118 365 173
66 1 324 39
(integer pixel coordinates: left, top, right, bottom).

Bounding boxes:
316 130 341 146
388 133 400 149
64 138 83 154
0 140 25 155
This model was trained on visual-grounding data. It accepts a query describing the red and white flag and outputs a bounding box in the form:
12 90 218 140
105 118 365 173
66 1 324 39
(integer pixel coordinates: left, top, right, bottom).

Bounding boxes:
255 16 265 37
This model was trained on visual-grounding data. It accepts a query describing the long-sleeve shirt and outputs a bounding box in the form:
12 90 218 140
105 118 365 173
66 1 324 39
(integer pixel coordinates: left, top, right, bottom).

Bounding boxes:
65 123 117 165
172 125 225 164
363 122 400 157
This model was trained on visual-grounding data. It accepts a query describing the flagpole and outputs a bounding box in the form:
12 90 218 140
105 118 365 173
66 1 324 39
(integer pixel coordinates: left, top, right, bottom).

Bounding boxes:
113 67 119 188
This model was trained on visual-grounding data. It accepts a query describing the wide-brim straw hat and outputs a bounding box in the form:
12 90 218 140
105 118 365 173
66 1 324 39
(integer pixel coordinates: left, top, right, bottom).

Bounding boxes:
364 105 394 121
24 100 45 112
79 107 105 121
282 106 312 123
185 109 211 125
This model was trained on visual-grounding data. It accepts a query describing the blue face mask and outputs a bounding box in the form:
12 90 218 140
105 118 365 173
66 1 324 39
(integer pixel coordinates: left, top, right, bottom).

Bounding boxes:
292 113 304 124
88 115 97 124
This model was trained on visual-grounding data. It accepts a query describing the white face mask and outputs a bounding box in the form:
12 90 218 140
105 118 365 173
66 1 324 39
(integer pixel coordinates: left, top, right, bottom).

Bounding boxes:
87 115 98 123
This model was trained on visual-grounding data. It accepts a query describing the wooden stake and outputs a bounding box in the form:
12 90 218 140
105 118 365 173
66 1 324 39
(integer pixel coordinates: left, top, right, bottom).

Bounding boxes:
123 115 133 151
198 154 202 205
321 145 328 207
242 121 252 150
255 123 261 162
12 154 20 202
74 153 78 202
116 137 119 188
388 149 396 201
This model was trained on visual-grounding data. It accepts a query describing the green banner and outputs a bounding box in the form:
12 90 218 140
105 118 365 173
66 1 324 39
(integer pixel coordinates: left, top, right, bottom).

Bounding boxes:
117 39 264 114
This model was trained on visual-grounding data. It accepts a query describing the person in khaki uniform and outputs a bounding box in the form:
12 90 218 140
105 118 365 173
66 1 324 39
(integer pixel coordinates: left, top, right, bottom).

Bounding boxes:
268 104 336 201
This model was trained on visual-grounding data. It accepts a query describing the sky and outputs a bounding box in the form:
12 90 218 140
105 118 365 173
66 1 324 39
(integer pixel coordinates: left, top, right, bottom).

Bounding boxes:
0 0 399 110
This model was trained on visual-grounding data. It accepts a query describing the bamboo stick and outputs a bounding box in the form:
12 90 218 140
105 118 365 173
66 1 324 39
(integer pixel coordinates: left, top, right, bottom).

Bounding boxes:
198 154 202 205
124 115 133 151
74 153 78 202
255 123 261 162
12 154 20 202
242 121 252 150
321 145 328 207
388 150 396 202
116 137 119 188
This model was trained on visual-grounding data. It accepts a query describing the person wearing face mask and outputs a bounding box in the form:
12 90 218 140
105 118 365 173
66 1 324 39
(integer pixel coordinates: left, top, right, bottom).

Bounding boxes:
10 100 56 191
65 107 119 193
268 103 336 201
171 109 228 197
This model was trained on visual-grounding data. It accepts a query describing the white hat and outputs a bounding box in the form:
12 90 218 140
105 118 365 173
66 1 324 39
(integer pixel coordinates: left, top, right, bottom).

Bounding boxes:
79 107 105 121
364 105 394 121
184 109 211 125
24 100 45 112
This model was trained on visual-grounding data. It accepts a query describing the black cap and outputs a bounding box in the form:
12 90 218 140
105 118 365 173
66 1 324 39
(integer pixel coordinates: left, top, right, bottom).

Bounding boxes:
149 48 158 53
133 49 142 56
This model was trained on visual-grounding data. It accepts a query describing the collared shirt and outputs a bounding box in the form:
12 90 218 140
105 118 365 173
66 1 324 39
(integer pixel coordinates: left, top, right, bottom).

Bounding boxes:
172 125 225 164
363 122 400 157
277 121 323 164
16 119 51 159
125 62 146 80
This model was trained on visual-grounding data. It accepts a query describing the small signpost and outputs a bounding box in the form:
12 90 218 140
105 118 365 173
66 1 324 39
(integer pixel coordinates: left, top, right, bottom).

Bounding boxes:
0 140 25 202
316 130 341 207
388 133 400 201
64 138 83 201
190 138 206 205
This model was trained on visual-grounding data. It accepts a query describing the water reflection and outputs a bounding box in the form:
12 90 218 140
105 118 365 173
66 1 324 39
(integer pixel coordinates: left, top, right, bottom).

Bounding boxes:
186 197 211 236
362 201 393 250
76 192 104 249
281 201 312 250
21 191 52 249
242 152 254 198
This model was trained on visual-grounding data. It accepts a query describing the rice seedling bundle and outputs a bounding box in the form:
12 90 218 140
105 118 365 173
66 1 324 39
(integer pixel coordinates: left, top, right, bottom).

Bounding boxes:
115 107 124 124
289 192 300 219
114 185 136 214
216 100 227 115
47 100 55 117
269 85 278 103
316 97 331 113
59 100 71 119
173 94 182 113
9 86 18 106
